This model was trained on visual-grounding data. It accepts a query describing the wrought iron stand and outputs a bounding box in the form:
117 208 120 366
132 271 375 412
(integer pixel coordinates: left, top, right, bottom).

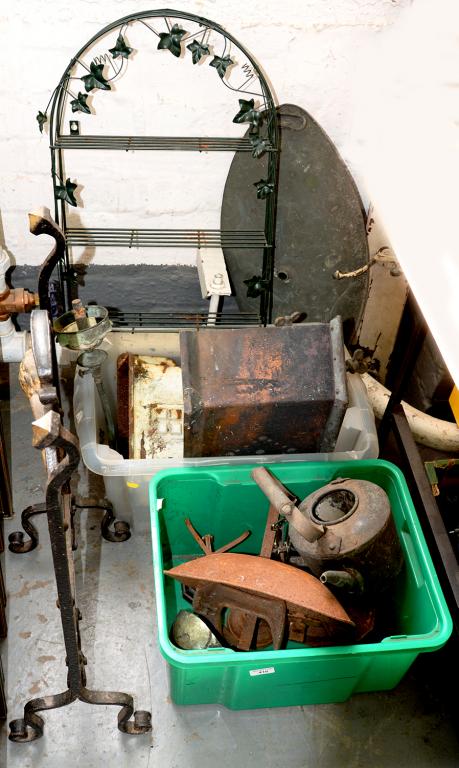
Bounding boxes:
8 310 151 741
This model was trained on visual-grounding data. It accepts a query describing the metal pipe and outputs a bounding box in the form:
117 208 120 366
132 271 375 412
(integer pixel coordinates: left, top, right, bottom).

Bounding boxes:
362 372 459 452
77 350 116 449
0 318 28 363
207 293 220 326
0 249 38 363
94 377 116 449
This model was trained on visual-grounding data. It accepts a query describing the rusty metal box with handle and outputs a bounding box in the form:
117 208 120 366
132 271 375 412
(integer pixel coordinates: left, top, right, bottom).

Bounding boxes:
180 318 348 458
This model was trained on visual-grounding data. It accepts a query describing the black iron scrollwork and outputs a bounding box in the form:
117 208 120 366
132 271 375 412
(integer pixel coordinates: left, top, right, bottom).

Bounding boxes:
8 504 47 554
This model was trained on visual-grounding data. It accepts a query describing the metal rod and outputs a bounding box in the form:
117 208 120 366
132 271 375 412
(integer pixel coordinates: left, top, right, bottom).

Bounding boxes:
65 228 270 249
0 409 13 519
207 294 220 325
54 136 274 152
107 311 262 328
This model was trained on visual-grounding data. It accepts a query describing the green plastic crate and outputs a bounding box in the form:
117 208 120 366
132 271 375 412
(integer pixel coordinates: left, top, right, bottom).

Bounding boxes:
150 460 452 709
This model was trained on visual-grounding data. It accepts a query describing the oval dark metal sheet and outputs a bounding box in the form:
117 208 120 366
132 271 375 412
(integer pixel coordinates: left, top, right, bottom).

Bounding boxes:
221 104 369 339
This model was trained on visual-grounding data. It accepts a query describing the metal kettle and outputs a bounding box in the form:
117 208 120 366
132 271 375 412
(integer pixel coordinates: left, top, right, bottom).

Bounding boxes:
252 468 403 595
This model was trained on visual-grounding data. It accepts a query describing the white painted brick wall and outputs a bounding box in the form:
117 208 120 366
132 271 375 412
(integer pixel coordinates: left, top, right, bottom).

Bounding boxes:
0 0 410 267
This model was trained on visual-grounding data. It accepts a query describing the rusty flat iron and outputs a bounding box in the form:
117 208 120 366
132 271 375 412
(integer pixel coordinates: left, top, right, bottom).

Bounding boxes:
164 552 354 650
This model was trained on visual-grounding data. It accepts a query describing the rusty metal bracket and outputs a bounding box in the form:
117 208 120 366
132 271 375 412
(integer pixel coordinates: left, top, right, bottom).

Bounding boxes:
184 518 250 555
424 458 459 498
234 503 280 649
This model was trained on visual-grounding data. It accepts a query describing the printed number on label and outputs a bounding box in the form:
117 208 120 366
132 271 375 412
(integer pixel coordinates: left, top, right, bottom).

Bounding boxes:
249 667 275 677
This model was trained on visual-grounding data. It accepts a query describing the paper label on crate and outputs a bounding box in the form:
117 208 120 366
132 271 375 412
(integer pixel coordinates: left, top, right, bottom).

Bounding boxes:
249 667 275 677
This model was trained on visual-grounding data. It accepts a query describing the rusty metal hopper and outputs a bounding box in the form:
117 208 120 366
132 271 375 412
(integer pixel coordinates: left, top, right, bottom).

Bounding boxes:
179 320 348 458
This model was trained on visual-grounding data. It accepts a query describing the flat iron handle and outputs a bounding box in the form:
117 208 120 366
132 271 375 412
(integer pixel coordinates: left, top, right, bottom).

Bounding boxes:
251 467 324 542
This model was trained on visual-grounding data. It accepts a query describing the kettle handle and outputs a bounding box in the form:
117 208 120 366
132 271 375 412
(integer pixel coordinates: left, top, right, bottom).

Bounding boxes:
251 467 325 542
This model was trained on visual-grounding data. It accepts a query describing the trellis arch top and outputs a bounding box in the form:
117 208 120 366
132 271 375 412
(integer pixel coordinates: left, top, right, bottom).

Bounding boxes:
38 9 279 325
39 8 279 156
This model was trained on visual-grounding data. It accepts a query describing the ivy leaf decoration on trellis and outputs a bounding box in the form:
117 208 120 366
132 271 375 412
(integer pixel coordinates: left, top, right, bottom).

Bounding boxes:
70 92 91 114
55 178 78 207
81 62 111 92
157 24 187 57
244 275 270 299
36 111 47 133
250 135 273 159
232 98 263 131
209 55 234 79
109 33 133 59
254 179 274 200
186 40 210 64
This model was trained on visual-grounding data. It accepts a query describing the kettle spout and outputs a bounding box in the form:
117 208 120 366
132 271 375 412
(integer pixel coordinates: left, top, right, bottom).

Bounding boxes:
319 569 364 594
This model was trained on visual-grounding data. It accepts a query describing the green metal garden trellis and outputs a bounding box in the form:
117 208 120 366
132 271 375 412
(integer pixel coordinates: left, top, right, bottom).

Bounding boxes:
40 9 279 326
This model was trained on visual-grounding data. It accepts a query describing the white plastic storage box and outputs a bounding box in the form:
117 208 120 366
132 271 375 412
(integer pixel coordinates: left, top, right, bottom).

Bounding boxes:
73 331 378 519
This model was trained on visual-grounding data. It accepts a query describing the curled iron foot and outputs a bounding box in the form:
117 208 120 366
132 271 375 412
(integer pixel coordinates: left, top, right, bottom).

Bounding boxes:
100 506 131 543
80 688 152 735
9 687 151 741
74 497 131 543
119 708 152 735
9 712 44 743
8 503 47 554
9 690 75 742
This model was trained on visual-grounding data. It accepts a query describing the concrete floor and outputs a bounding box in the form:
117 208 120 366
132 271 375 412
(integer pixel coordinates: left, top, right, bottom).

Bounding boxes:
0 364 458 767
